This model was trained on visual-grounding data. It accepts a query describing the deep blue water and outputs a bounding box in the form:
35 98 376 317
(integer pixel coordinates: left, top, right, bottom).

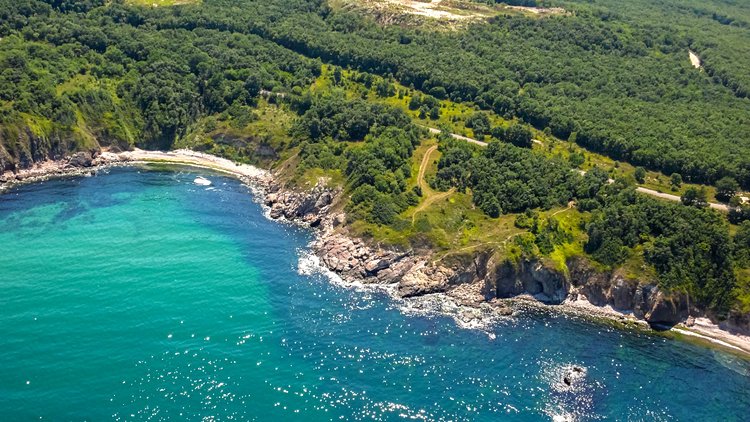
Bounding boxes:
0 167 749 421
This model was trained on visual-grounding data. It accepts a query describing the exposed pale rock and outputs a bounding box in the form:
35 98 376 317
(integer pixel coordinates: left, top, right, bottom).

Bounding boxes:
398 263 452 297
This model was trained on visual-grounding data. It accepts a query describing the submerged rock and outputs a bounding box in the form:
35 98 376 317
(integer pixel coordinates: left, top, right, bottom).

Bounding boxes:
561 365 586 388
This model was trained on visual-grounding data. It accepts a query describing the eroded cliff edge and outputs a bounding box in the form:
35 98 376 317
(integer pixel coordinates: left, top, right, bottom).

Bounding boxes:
263 181 750 344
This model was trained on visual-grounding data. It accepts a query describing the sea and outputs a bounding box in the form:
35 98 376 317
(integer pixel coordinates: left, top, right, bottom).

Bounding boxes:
1 166 748 421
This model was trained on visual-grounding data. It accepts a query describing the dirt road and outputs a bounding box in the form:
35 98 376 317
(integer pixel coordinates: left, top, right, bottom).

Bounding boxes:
423 125 729 211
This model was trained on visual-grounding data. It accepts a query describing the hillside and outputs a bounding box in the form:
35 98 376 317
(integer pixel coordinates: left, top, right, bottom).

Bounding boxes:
2 0 750 322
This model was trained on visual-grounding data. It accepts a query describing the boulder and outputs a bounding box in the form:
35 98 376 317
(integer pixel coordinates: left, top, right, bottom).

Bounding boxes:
269 203 285 219
68 151 93 167
364 259 390 275
398 263 452 297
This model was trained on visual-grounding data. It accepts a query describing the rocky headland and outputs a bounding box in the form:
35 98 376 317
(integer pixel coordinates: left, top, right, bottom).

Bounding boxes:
261 174 750 355
2 147 750 355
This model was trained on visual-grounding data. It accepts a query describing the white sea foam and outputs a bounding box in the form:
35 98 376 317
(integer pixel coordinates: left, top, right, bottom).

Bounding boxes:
297 249 396 296
297 248 508 336
297 250 344 286
397 294 506 333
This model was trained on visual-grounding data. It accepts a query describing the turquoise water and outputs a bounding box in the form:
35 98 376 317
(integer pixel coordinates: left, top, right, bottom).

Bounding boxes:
1 167 749 421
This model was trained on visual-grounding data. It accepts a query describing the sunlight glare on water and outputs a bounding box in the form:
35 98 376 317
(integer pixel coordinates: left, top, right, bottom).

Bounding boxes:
0 167 748 421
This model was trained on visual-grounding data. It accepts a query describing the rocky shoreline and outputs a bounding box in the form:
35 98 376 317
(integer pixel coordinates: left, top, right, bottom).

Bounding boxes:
3 148 750 356
260 171 750 356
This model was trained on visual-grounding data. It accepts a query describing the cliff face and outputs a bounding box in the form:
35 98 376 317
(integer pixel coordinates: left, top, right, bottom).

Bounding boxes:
485 257 691 327
263 181 747 331
0 123 101 173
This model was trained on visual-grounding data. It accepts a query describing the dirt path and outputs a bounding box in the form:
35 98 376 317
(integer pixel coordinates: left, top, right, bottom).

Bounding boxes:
418 145 438 193
423 126 488 147
424 125 729 211
550 201 575 217
635 187 728 211
411 144 454 223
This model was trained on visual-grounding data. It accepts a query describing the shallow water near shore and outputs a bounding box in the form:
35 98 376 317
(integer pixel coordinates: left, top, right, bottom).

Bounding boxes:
1 167 749 421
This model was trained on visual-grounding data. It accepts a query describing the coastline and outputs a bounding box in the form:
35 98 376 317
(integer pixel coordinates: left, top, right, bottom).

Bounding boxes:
3 148 750 358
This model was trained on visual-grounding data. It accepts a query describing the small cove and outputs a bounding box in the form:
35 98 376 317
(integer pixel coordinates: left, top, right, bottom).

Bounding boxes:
1 167 749 421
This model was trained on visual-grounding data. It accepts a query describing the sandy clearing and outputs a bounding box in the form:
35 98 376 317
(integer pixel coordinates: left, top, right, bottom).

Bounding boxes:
355 0 485 21
506 5 566 15
689 50 702 69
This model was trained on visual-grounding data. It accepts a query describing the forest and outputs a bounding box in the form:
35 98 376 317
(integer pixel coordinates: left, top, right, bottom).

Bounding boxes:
84 0 750 188
1 0 750 317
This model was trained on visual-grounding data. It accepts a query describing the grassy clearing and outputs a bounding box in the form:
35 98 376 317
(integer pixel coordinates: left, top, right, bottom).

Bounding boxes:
349 135 529 259
314 65 728 205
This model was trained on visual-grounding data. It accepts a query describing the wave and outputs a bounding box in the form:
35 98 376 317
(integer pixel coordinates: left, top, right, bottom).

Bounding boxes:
296 248 508 337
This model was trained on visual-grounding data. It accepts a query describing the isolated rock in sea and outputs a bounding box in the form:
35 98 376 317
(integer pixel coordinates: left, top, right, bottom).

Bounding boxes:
562 365 586 387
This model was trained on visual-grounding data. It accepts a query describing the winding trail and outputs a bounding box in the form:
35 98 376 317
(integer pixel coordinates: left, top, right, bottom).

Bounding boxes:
423 125 729 212
418 145 438 192
411 144 454 224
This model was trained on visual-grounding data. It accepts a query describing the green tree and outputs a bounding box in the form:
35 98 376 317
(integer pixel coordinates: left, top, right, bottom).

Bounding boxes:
408 95 421 110
634 167 646 184
569 152 585 168
466 112 491 137
716 176 740 202
734 221 750 266
333 67 342 85
681 187 708 208
504 123 533 148
429 106 440 120
670 173 683 191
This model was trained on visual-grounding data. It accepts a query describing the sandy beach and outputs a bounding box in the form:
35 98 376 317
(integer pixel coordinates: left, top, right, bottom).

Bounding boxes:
110 149 270 181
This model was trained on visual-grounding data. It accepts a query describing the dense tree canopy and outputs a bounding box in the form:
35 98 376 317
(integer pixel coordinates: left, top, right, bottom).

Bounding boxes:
2 0 750 318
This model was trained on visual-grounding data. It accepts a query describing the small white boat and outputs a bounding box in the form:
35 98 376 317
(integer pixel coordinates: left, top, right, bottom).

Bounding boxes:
193 176 212 186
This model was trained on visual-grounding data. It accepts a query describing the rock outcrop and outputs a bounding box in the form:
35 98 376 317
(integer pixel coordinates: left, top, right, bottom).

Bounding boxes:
260 180 717 331
265 184 337 227
68 151 94 168
632 285 689 326
483 256 692 327
489 259 569 303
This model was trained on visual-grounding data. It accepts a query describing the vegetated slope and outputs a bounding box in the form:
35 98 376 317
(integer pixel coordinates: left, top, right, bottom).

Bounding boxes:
5 0 750 188
122 0 750 187
2 0 750 319
0 0 319 170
